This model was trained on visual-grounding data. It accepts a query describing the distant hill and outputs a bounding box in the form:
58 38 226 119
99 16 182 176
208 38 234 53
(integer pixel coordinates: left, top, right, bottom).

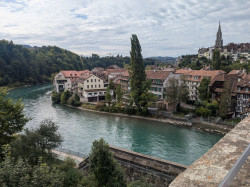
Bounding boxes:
148 56 177 64
0 40 86 86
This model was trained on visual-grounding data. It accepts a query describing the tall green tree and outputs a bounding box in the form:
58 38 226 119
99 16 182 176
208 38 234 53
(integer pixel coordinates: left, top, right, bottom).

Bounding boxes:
0 89 29 156
219 80 232 119
88 138 126 187
116 84 123 104
212 49 221 70
129 34 152 114
198 78 210 101
164 77 189 112
105 85 112 106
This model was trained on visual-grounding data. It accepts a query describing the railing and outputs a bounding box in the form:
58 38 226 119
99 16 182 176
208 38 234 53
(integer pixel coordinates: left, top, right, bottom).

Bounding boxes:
54 146 87 158
218 144 250 187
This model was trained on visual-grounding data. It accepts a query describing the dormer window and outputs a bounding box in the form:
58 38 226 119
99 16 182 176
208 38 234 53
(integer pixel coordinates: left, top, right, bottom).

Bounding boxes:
238 87 241 91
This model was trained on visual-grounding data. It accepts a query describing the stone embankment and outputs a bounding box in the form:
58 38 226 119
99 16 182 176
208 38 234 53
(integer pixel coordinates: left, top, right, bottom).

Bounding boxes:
79 146 187 187
66 104 231 134
170 115 250 187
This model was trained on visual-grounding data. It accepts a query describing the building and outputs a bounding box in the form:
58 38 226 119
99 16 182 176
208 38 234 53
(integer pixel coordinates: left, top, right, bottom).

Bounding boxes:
234 74 250 117
175 69 225 100
215 22 223 48
77 74 108 102
146 70 180 100
54 70 90 92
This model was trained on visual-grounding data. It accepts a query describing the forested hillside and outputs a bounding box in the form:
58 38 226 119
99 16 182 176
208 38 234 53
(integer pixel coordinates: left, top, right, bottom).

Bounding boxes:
0 40 160 87
0 40 86 86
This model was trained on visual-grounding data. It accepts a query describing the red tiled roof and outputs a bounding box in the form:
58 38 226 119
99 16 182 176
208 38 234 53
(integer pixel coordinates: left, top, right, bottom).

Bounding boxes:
146 70 171 80
175 69 225 83
61 70 90 78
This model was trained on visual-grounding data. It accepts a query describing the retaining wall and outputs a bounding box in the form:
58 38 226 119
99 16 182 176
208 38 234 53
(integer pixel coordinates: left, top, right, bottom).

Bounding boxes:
170 116 250 187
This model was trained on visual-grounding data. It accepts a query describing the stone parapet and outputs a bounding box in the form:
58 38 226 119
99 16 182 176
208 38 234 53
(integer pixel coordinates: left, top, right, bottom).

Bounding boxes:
170 116 250 187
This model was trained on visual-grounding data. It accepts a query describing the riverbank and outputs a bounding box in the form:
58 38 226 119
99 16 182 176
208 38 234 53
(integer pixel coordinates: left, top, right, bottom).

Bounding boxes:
1 82 51 92
64 104 230 135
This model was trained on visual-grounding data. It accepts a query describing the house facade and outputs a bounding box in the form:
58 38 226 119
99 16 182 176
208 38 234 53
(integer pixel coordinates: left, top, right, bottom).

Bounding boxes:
234 74 250 117
175 69 225 101
54 70 90 92
77 74 108 102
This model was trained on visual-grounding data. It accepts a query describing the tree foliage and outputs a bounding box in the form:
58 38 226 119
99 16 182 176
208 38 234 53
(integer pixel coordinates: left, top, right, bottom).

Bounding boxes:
61 90 71 104
129 34 153 115
115 84 123 104
0 89 30 155
0 40 87 86
165 77 189 111
105 85 112 106
51 91 62 104
10 119 63 165
0 146 64 187
198 78 210 101
219 80 233 119
212 49 221 70
88 138 126 187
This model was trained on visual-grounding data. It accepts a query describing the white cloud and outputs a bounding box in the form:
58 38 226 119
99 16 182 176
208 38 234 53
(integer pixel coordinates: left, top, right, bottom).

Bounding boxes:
0 0 249 57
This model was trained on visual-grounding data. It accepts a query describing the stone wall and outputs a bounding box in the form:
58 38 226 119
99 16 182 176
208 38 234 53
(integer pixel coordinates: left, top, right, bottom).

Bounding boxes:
79 146 187 187
109 146 187 186
170 116 250 187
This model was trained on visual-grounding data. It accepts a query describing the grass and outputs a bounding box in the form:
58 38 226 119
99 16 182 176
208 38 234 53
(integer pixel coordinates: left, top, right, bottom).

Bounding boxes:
223 118 241 126
173 113 186 118
81 103 96 110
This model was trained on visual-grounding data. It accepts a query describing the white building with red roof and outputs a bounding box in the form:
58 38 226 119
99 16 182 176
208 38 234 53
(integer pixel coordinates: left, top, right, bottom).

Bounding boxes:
77 74 109 102
54 70 90 92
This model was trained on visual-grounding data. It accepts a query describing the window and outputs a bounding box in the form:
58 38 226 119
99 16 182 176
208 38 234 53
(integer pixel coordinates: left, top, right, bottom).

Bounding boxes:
91 85 93 88
95 79 96 82
91 79 93 82
87 85 89 89
95 85 96 88
98 79 100 82
158 88 161 92
99 84 100 88
87 80 89 83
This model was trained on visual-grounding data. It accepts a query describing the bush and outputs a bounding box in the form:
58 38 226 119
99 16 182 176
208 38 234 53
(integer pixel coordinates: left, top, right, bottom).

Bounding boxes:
61 90 71 104
52 91 62 104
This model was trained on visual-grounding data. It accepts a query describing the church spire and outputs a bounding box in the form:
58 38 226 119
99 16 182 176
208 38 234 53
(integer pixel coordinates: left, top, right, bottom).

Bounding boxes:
215 21 223 48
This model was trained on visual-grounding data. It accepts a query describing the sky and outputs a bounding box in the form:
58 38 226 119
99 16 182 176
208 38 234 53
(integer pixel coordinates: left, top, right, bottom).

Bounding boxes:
0 0 249 57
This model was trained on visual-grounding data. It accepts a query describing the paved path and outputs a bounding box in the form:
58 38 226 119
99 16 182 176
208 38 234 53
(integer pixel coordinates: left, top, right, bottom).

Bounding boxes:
52 149 84 164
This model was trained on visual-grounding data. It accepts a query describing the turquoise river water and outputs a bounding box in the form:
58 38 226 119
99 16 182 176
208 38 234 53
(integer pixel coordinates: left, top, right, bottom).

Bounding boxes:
8 83 223 166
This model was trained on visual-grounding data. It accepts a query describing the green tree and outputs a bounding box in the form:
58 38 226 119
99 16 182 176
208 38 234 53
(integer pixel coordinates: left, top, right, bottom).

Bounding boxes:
198 78 210 101
0 89 29 156
116 84 123 103
219 80 232 119
196 106 212 118
51 91 62 104
165 77 189 112
105 85 112 106
212 49 221 70
88 138 126 187
10 119 63 165
129 34 152 114
61 90 71 104
0 146 64 187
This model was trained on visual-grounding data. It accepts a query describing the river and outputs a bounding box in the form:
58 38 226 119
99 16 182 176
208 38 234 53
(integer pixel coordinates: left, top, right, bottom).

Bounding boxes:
8 83 223 165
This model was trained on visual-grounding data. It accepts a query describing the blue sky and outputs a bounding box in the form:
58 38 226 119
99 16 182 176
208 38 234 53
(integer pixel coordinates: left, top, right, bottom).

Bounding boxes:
0 0 249 57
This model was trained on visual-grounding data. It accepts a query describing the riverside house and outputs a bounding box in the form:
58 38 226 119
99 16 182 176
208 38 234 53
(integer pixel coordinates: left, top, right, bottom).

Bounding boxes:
54 70 90 92
175 69 225 101
77 74 109 102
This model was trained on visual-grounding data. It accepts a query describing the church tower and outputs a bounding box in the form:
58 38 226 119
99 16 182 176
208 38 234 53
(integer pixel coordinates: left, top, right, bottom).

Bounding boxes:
215 22 223 48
